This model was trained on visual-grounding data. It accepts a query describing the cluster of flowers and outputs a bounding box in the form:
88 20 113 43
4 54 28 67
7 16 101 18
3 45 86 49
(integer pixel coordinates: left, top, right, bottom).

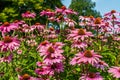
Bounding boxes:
68 10 120 79
0 5 120 80
36 41 65 78
40 6 77 23
79 10 120 35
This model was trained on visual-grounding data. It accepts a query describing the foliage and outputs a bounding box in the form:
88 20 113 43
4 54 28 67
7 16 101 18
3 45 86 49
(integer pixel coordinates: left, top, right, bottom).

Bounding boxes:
0 0 63 22
69 0 101 23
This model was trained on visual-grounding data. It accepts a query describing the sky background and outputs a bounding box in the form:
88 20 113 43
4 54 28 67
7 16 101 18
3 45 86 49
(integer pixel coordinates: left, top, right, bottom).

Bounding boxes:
62 0 120 16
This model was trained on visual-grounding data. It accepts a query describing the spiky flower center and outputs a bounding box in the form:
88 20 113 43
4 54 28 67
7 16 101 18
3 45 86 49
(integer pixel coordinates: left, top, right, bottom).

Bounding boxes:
58 15 63 20
41 41 48 45
94 17 101 24
76 41 82 44
26 11 31 14
35 22 40 25
98 61 104 65
111 10 116 14
3 22 10 26
14 20 19 23
3 36 13 43
84 50 93 58
22 74 30 80
89 15 94 19
51 63 57 69
49 27 54 31
78 29 86 35
48 46 55 53
88 73 96 78
61 6 66 10
46 9 51 11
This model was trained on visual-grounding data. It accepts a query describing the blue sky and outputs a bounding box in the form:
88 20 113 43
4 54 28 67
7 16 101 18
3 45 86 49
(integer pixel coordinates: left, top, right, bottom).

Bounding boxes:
62 0 120 16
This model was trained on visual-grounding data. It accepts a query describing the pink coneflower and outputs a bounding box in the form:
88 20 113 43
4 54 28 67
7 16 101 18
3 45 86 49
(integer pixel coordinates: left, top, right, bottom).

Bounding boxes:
43 27 58 39
70 50 102 65
18 74 42 80
32 23 45 31
26 39 37 47
38 42 64 56
68 28 93 41
12 20 25 26
35 67 49 76
0 22 18 34
104 10 119 17
79 16 95 27
65 19 76 28
93 60 109 70
108 66 120 78
17 49 22 54
35 63 64 76
37 40 50 52
55 6 77 15
71 41 87 49
80 72 103 80
0 53 13 63
21 11 36 18
46 62 64 75
36 61 43 67
56 15 65 22
92 17 106 29
22 24 35 33
37 41 64 65
0 36 20 52
41 45 64 64
40 9 55 17
48 17 56 22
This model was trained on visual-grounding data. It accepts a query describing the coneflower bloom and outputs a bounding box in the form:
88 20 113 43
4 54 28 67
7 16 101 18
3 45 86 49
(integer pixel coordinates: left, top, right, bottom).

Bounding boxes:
0 36 20 52
35 62 64 76
65 19 76 28
104 10 119 17
40 9 55 17
71 40 87 49
108 66 120 78
43 27 58 39
17 49 22 54
21 11 36 18
18 74 42 80
0 53 13 63
92 17 105 29
68 28 93 41
93 60 109 70
55 6 77 15
22 24 35 33
0 22 18 33
32 23 45 32
41 45 64 64
46 62 64 76
70 50 102 65
11 20 25 26
38 42 64 57
26 39 37 47
80 72 103 80
37 40 50 52
79 16 95 26
37 41 64 64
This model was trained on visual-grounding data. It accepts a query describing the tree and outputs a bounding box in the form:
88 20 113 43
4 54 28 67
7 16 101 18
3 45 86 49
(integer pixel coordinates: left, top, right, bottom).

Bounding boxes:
69 0 101 22
0 0 63 22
